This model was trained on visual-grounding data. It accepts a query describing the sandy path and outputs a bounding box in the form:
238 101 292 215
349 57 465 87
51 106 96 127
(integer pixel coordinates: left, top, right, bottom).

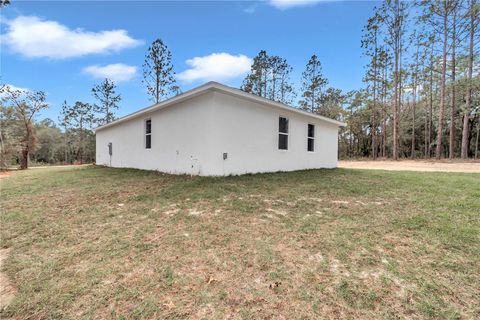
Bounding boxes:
339 160 480 173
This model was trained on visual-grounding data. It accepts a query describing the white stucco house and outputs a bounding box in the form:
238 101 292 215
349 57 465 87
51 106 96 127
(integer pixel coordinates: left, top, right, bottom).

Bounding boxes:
95 82 345 176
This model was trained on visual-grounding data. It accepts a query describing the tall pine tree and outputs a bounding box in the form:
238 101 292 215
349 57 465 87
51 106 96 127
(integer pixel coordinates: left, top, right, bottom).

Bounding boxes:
143 39 177 103
299 54 328 113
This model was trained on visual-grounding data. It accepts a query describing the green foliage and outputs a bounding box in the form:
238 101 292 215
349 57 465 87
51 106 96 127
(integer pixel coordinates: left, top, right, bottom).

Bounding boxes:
31 119 63 164
59 101 96 164
317 87 347 120
0 85 48 169
0 105 22 168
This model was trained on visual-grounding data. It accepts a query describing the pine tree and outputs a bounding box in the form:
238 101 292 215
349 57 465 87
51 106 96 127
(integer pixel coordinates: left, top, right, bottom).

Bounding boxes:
58 100 71 164
92 78 121 126
300 54 328 113
269 56 295 104
362 11 382 159
66 102 94 164
380 0 409 160
241 51 295 104
408 30 423 159
143 39 177 103
241 50 271 98
461 0 478 158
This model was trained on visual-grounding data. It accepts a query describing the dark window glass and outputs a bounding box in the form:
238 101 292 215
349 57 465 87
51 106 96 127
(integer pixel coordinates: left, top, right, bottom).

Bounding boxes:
279 134 288 150
146 119 151 134
308 124 315 138
308 138 314 152
146 134 151 149
279 117 288 133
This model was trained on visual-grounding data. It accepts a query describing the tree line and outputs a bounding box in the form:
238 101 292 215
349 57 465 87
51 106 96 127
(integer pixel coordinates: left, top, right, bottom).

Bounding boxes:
1 0 478 169
240 0 479 160
0 38 179 169
353 0 479 159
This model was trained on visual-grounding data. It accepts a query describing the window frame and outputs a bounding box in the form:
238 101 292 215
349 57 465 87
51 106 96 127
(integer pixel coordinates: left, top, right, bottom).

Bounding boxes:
307 123 315 152
145 118 152 150
278 116 289 151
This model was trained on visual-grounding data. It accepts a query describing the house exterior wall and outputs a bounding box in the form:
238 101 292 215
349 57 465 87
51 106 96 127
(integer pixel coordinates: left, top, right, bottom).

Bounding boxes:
206 91 339 176
96 89 340 176
95 92 216 175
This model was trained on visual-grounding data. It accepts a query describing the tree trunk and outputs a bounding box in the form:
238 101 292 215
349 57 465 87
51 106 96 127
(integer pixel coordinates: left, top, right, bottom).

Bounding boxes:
19 123 33 170
412 91 416 159
382 63 388 158
372 28 378 160
475 121 479 160
428 82 434 158
399 38 405 158
382 106 386 158
461 0 475 159
424 100 428 158
435 3 448 160
64 129 68 164
20 148 28 170
79 115 84 165
393 48 399 160
411 45 419 159
449 10 456 159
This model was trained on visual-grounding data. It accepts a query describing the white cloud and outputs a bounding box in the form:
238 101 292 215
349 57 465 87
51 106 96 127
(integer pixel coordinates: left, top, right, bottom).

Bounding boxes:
2 16 142 59
82 63 137 82
1 84 30 92
0 84 30 98
269 0 327 9
177 53 252 83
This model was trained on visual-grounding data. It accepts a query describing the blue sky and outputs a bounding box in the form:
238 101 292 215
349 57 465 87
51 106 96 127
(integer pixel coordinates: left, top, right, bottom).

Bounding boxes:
1 0 379 122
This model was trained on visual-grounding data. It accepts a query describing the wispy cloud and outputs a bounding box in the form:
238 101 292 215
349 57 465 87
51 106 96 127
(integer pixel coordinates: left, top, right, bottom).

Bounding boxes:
2 16 142 59
177 53 252 84
269 0 327 10
243 3 260 14
82 63 137 82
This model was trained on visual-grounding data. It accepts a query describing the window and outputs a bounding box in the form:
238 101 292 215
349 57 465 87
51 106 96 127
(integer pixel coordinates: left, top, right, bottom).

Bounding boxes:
145 119 151 149
278 117 289 150
307 124 315 152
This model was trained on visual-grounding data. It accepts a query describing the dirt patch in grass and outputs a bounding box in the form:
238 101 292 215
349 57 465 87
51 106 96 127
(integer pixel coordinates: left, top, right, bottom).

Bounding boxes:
0 249 16 310
0 171 12 179
339 159 480 173
1 165 479 319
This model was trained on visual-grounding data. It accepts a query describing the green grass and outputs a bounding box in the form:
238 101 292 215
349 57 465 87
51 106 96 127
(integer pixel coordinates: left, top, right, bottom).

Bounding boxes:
1 165 479 319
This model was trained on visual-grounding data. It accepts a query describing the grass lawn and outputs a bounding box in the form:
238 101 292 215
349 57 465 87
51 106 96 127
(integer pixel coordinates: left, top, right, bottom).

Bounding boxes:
1 165 479 319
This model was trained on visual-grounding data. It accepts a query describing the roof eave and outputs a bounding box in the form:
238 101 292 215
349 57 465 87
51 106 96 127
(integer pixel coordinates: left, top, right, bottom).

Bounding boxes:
208 83 346 127
95 81 346 132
